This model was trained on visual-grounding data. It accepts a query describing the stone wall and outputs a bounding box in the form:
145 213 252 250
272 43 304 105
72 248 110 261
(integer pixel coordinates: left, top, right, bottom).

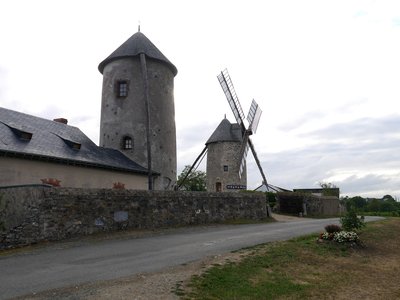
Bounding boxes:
276 192 341 216
0 186 267 249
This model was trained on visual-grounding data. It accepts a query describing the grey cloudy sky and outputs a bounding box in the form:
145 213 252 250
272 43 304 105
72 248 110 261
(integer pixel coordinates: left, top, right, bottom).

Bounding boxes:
0 0 399 198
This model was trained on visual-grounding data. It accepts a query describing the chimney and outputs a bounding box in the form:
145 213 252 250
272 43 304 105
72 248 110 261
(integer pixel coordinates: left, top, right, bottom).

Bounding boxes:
53 118 68 125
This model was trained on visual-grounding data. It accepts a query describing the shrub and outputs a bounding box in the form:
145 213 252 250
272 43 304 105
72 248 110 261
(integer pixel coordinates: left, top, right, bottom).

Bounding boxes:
324 224 342 234
266 192 276 208
340 209 365 231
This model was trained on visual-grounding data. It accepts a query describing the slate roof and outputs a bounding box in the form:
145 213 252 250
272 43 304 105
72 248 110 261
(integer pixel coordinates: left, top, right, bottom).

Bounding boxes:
98 31 177 76
0 107 148 175
206 118 243 145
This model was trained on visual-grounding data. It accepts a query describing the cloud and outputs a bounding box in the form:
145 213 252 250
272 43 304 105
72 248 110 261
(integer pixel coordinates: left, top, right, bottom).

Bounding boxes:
302 115 400 142
392 17 400 26
336 173 400 197
176 123 216 172
252 115 400 198
278 110 328 132
0 66 8 100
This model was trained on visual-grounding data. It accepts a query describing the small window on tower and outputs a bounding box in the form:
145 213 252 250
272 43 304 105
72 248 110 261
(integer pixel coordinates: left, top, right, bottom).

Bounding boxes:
122 136 133 150
223 165 229 172
117 80 128 97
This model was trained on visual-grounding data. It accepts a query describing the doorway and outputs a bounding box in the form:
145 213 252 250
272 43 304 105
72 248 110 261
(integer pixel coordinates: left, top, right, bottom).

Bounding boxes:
216 182 222 192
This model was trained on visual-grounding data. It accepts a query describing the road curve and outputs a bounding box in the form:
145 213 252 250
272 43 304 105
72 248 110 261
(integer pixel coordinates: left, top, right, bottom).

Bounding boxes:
0 216 382 299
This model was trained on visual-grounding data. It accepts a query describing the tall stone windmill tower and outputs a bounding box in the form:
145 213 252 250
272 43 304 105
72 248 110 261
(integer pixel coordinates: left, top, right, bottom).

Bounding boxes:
98 31 178 190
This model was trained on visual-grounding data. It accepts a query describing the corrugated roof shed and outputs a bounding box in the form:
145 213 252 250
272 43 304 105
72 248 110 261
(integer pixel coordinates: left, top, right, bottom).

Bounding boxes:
0 107 148 174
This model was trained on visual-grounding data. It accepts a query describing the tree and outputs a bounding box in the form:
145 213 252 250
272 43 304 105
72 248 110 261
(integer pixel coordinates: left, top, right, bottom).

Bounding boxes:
347 196 367 211
177 165 207 191
319 182 339 196
381 201 396 212
367 198 381 212
340 208 365 231
382 194 395 202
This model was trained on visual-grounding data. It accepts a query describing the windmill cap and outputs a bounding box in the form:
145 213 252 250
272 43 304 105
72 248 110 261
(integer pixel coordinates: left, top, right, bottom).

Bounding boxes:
206 118 243 145
98 31 177 76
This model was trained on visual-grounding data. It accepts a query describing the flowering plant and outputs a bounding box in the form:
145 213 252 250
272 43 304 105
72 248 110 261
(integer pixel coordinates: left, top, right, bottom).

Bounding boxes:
113 182 125 189
320 232 334 240
319 230 360 244
41 178 61 187
333 231 359 243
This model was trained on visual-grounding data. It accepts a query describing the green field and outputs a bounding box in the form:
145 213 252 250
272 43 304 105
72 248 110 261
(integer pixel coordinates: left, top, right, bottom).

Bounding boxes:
183 218 400 299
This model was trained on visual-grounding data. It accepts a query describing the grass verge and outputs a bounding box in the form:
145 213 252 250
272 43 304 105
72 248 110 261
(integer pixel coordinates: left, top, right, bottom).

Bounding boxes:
183 218 400 299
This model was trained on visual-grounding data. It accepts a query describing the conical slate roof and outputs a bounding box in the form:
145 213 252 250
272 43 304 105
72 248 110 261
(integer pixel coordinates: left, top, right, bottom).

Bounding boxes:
98 31 177 76
206 118 243 145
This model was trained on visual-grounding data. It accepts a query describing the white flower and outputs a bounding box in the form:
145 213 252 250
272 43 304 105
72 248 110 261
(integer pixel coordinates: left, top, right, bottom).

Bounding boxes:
333 231 359 243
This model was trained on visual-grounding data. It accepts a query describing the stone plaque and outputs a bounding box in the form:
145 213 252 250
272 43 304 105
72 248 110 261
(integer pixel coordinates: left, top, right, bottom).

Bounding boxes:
114 211 128 222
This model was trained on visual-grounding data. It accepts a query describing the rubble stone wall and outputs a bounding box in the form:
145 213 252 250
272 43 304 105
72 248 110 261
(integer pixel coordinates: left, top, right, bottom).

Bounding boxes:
0 186 267 249
277 192 341 216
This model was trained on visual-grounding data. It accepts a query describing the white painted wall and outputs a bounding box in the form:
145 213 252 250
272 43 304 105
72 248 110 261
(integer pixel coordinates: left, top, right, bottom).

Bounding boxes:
0 157 147 190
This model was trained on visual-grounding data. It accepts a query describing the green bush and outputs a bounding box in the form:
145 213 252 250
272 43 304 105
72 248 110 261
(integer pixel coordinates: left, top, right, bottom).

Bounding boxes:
266 192 276 208
340 209 365 231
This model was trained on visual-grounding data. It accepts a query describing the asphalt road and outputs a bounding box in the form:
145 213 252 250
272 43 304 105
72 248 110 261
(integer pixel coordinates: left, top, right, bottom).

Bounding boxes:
0 216 383 299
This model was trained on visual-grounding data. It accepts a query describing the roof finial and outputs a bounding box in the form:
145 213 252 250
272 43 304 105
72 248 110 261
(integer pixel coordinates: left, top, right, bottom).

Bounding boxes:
224 114 226 119
138 20 141 32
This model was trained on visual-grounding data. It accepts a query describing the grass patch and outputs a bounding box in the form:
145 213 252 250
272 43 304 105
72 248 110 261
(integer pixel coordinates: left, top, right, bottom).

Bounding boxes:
184 218 400 299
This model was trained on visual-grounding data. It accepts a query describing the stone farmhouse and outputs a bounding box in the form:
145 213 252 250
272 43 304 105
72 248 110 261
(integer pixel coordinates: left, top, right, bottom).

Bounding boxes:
0 107 149 189
0 30 177 190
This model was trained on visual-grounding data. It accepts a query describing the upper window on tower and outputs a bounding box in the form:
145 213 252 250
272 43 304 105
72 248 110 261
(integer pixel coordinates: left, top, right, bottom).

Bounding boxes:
116 80 128 97
122 136 133 150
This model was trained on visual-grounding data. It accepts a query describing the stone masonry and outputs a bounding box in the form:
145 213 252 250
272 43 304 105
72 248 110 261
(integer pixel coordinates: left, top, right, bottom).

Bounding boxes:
0 186 267 249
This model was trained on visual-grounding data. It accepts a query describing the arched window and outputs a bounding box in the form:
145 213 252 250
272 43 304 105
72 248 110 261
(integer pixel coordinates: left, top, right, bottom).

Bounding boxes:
122 136 133 150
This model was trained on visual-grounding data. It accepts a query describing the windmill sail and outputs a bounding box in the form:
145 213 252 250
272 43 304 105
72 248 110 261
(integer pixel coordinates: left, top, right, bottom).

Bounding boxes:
238 133 250 178
217 69 245 126
247 100 262 134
